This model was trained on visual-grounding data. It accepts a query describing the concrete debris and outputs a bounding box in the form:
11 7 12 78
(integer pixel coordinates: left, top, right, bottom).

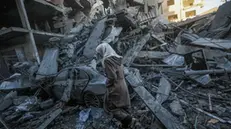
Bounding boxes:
163 54 185 66
15 96 38 112
102 26 123 44
209 1 231 31
156 77 171 104
123 34 151 67
0 91 17 111
36 48 59 80
69 24 84 34
170 100 184 116
0 117 9 129
190 38 231 50
126 69 184 129
83 18 107 58
2 1 231 129
189 74 212 86
180 99 231 125
185 69 231 75
89 0 105 21
40 99 54 109
37 108 62 129
138 51 170 59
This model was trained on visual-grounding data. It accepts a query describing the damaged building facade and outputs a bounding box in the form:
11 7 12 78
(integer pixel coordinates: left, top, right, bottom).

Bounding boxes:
1 0 231 129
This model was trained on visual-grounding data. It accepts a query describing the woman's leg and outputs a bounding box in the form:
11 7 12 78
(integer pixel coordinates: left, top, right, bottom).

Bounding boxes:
104 94 132 128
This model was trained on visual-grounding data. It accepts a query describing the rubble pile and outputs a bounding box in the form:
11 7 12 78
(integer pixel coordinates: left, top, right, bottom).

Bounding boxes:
1 1 231 129
55 24 93 68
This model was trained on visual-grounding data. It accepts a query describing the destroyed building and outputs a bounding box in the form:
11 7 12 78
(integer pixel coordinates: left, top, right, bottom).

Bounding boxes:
1 0 231 129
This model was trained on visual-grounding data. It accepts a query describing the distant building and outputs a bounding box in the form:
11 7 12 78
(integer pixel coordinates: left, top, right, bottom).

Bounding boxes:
200 7 218 15
161 0 206 22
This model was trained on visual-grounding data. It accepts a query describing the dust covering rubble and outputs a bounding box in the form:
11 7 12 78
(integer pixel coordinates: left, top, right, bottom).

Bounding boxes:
1 1 231 129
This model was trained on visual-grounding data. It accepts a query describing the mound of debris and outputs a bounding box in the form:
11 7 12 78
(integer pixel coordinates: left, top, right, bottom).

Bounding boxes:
1 1 231 129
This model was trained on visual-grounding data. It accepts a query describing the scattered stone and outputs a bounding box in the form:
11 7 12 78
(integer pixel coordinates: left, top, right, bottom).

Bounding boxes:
0 91 17 111
170 100 184 116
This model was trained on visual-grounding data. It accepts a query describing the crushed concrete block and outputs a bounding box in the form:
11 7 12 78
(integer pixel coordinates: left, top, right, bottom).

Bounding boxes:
66 44 75 58
170 100 184 116
36 48 59 80
40 99 54 109
83 18 107 58
0 91 17 111
13 96 29 106
69 24 84 34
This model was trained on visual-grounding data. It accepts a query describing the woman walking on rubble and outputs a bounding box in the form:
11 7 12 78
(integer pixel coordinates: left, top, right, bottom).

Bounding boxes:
95 43 139 128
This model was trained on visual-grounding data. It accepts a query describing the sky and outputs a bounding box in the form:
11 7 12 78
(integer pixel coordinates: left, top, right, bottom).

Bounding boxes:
201 0 225 12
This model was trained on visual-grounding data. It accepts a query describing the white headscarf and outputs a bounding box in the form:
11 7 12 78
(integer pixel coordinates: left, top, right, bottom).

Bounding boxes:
96 43 122 68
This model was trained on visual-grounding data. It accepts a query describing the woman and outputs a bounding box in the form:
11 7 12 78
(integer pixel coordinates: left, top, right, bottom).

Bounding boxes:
96 43 137 128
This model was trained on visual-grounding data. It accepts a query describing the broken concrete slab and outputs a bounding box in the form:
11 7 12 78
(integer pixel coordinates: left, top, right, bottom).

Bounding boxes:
184 69 231 75
176 13 214 27
0 80 22 90
73 11 88 25
156 77 171 104
123 34 151 67
40 99 54 109
189 38 231 50
13 96 30 106
152 34 168 45
215 57 231 69
69 23 84 34
180 99 231 125
170 44 231 60
89 0 105 20
60 78 74 102
37 108 62 129
125 68 143 88
0 117 9 129
126 69 185 129
83 18 107 58
137 51 170 59
209 1 231 31
36 48 59 80
170 100 184 116
132 86 184 129
189 74 212 86
0 91 17 111
15 96 38 112
66 44 75 58
163 54 184 66
102 26 123 44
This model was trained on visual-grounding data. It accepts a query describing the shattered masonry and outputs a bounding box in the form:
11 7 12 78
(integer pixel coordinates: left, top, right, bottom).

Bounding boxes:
1 0 231 129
